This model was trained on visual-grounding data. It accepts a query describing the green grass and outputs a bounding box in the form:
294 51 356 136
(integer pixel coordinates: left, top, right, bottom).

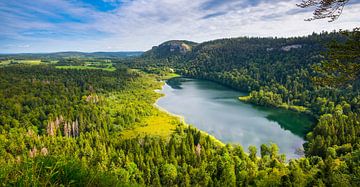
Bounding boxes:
120 109 225 147
281 103 309 113
55 65 116 71
239 95 251 101
118 71 222 144
16 60 42 65
55 61 115 71
0 59 46 66
121 110 179 139
0 60 11 66
160 73 180 80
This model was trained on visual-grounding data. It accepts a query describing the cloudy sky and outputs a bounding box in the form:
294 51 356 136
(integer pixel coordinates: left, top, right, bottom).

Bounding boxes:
1 0 359 53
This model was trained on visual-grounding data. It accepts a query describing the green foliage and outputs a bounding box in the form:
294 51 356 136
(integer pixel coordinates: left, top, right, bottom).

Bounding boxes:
305 112 360 158
56 58 116 71
0 156 121 186
0 36 359 186
313 28 360 86
120 30 360 186
128 31 359 117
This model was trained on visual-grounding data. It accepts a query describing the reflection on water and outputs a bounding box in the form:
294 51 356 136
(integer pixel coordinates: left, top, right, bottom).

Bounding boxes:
157 77 314 159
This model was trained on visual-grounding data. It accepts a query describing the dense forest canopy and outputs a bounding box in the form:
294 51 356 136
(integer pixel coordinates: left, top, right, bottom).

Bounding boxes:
1 0 359 185
125 30 360 184
0 63 359 186
0 29 359 186
313 28 360 86
130 31 360 116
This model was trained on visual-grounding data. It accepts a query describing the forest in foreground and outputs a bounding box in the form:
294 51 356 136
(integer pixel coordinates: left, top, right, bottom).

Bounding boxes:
0 30 359 186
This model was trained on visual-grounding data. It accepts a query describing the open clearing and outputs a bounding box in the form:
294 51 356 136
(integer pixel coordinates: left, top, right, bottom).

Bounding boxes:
55 65 116 71
120 110 179 139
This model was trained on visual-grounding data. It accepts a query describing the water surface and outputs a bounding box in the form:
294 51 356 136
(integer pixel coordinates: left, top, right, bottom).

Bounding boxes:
156 78 314 159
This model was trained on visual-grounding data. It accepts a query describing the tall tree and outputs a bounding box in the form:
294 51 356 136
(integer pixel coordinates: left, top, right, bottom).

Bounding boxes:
297 0 351 22
313 28 360 86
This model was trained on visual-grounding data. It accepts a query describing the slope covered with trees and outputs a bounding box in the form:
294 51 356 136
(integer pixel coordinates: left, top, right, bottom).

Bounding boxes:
132 31 359 115
1 29 359 185
0 63 359 186
126 30 360 175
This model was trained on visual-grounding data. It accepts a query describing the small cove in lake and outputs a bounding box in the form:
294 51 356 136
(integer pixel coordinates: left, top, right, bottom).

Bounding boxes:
156 77 314 159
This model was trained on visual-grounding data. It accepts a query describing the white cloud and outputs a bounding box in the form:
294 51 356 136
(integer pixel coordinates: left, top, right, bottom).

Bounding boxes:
1 0 360 53
88 0 360 51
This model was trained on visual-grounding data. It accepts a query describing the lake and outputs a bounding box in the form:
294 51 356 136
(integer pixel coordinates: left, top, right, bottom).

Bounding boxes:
156 77 314 159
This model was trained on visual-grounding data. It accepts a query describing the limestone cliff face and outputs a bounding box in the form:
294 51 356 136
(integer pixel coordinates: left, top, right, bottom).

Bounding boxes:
145 40 197 58
281 44 302 51
161 41 192 54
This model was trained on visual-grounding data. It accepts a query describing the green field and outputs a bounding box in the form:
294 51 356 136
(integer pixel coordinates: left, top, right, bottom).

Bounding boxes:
55 60 116 71
120 110 179 139
17 60 42 64
0 59 41 65
0 59 58 66
55 65 116 71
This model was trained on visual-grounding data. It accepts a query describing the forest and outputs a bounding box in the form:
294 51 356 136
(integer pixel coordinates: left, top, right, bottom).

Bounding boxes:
0 30 359 186
126 30 360 185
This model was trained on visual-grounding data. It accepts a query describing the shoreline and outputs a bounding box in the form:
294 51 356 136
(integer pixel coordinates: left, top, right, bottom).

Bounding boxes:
154 77 305 159
154 102 186 123
182 74 313 117
154 82 185 122
154 81 225 147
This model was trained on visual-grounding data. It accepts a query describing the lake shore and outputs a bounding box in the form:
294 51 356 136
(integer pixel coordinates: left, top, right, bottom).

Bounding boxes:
154 81 225 147
155 77 310 159
154 89 185 123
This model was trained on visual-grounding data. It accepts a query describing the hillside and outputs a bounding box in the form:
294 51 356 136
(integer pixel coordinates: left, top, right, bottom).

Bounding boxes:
1 0 359 185
130 31 360 159
0 51 143 59
0 31 359 185
136 32 359 116
1 64 358 186
143 40 198 59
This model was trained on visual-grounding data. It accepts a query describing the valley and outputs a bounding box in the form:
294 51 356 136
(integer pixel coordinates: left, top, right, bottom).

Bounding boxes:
0 30 359 186
157 77 313 159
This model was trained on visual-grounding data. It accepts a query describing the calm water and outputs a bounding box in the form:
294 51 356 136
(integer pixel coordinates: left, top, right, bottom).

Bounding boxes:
156 77 314 159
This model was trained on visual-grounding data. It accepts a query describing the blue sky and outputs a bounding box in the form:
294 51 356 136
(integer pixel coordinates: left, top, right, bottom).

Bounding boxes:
1 0 359 53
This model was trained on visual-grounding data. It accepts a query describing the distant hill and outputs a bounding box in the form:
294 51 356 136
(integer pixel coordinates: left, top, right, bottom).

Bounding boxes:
143 40 198 58
139 33 345 70
129 32 353 114
0 51 143 59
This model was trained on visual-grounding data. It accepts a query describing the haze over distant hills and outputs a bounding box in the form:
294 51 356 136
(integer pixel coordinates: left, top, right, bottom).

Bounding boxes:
0 51 143 59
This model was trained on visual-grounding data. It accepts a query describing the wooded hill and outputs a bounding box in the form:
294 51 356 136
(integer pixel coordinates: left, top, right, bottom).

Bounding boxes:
0 51 143 60
0 30 359 186
126 30 360 167
130 31 359 117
